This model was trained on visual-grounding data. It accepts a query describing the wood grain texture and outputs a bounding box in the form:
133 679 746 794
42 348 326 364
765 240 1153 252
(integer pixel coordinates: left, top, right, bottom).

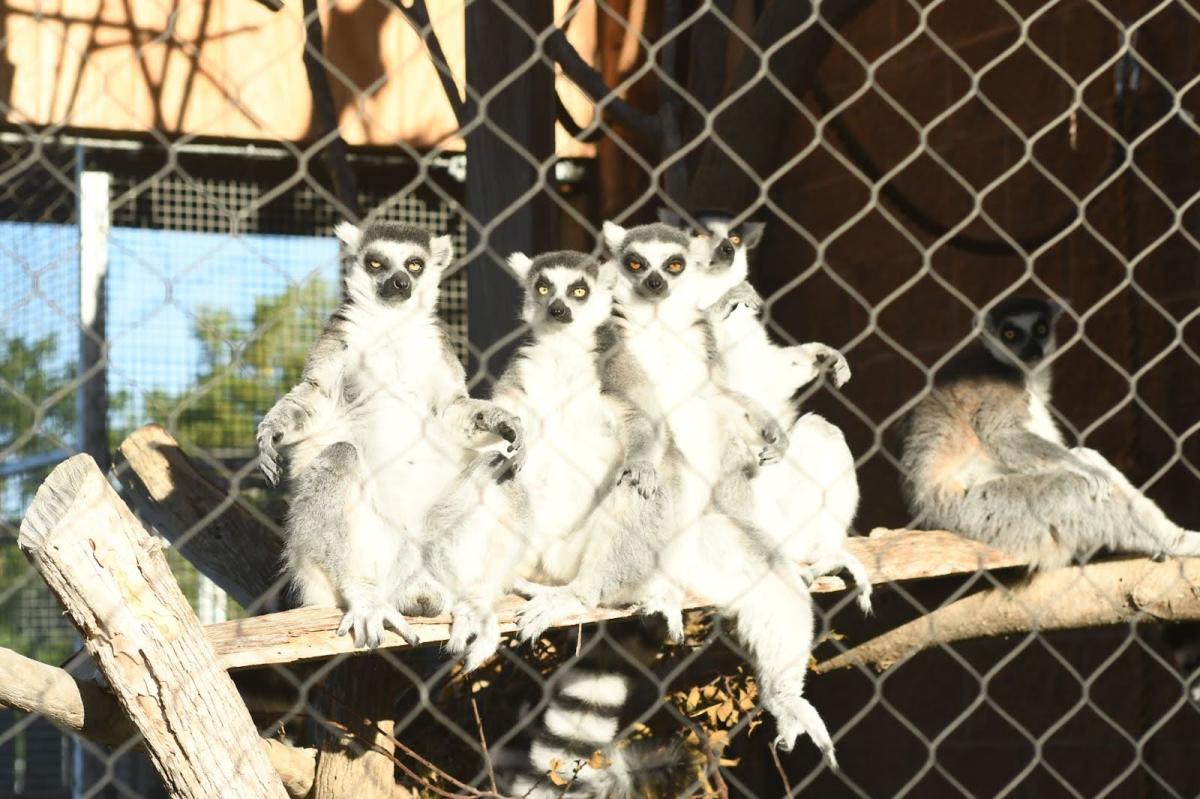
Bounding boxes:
208 529 1026 670
113 424 285 610
0 646 317 797
19 454 288 799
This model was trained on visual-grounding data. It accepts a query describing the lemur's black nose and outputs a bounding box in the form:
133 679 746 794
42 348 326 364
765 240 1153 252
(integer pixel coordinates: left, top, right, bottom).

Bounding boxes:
392 276 410 292
548 299 572 322
719 240 735 257
379 273 412 300
645 273 665 291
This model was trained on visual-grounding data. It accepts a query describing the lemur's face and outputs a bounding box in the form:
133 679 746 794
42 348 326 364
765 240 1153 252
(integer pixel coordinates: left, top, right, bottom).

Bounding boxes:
982 297 1062 367
507 251 613 332
335 221 453 311
691 214 765 277
602 222 705 307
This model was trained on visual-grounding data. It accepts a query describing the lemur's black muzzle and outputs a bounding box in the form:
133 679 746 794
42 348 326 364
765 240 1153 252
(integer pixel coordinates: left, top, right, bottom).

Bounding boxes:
547 299 572 323
718 239 735 258
378 273 412 301
643 273 666 294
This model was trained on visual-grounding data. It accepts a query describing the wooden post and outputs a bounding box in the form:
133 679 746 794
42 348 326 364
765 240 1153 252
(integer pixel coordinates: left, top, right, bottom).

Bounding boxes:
18 455 288 799
311 657 410 799
113 424 285 611
463 0 556 386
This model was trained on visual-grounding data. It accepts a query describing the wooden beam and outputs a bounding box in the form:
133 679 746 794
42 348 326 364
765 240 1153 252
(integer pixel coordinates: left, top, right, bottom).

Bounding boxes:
19 454 288 799
207 529 1026 670
0 646 316 798
814 556 1200 674
113 424 284 610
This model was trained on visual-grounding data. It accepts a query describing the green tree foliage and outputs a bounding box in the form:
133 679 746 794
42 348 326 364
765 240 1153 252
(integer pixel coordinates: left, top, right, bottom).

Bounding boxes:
0 334 78 499
145 277 334 452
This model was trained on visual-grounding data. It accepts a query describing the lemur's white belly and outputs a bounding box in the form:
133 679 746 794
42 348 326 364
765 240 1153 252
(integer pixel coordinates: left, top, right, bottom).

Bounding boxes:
626 320 727 518
508 358 622 555
346 344 467 536
718 308 793 418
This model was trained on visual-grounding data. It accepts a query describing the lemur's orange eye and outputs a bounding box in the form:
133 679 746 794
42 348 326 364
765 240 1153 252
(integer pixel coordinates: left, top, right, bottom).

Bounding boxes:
729 235 742 246
367 259 384 270
405 258 424 274
1003 329 1017 341
666 260 684 273
627 259 642 271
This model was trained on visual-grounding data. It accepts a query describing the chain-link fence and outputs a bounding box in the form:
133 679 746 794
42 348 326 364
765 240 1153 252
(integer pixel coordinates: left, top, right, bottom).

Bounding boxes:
2 0 1200 796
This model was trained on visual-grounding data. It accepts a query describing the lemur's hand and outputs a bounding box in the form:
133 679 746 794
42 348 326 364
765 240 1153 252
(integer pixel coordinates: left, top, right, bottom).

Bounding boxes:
473 406 525 463
618 458 659 499
256 417 287 486
715 280 763 318
801 343 852 388
758 419 789 466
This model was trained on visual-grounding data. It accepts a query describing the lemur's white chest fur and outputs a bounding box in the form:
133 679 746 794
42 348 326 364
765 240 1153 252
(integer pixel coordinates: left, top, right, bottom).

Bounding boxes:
1024 372 1063 446
504 331 622 545
620 303 729 497
341 308 466 530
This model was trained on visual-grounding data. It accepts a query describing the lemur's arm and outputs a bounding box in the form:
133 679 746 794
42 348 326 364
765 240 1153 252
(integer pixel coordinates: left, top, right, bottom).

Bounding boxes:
601 341 669 496
974 393 1105 492
256 328 346 485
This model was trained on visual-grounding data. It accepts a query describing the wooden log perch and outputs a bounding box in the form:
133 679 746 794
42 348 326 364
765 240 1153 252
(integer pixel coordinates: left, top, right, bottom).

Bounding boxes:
0 646 316 797
113 424 284 610
206 529 1025 671
814 556 1200 674
19 454 289 799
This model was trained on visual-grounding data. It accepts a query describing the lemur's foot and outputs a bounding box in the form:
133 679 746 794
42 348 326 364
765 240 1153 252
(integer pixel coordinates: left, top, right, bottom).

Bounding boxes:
337 601 419 649
516 587 589 643
769 693 837 770
617 458 659 499
446 602 500 672
758 420 789 466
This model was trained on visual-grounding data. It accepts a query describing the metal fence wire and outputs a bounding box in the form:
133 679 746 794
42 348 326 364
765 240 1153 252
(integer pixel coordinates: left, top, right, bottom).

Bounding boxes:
2 0 1200 796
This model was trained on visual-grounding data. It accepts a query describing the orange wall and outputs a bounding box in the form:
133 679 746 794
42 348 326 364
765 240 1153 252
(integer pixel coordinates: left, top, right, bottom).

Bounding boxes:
0 0 598 155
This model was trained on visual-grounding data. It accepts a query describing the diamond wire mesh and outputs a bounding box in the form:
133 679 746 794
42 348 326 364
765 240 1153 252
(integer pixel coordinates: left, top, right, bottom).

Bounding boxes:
1 0 1200 796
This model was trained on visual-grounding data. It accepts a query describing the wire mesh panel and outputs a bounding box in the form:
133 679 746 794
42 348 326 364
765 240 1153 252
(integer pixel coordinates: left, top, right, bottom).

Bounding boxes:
0 1 1199 797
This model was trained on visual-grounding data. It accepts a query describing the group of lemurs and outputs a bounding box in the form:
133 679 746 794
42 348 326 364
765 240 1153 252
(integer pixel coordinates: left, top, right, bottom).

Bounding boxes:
257 210 1200 795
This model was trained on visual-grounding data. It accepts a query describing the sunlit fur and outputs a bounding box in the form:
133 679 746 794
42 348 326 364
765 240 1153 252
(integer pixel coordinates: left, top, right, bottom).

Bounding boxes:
601 220 839 767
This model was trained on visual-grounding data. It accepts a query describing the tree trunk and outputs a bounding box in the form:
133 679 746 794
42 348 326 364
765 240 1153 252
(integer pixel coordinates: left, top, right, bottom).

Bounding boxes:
18 454 288 799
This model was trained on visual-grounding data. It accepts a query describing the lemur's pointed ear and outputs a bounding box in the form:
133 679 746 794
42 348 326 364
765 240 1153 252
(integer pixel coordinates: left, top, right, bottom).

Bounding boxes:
1046 298 1064 319
657 207 682 227
507 252 534 280
742 222 766 250
601 221 627 253
430 235 454 270
334 221 362 250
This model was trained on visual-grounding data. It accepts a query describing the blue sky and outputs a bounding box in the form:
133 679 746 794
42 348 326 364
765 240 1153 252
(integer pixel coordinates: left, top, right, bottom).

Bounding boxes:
1 220 341 439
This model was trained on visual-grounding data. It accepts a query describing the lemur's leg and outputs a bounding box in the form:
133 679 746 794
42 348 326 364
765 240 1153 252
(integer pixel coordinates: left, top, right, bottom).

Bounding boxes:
285 442 419 648
1071 447 1200 558
676 514 836 768
426 452 529 671
516 483 673 643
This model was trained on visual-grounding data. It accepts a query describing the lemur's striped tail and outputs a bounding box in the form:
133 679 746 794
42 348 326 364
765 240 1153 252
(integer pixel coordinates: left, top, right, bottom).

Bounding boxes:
504 622 691 798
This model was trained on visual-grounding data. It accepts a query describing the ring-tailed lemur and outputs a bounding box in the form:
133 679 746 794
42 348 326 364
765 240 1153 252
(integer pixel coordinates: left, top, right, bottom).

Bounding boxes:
503 618 690 799
256 220 524 648
599 221 838 766
677 211 872 613
424 250 670 670
902 296 1200 569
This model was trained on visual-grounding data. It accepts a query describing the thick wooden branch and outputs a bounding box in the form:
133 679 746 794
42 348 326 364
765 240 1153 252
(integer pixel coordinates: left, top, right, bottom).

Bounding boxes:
19 454 288 799
113 424 284 610
301 0 360 218
0 646 316 797
814 557 1200 674
391 0 470 128
207 529 1024 670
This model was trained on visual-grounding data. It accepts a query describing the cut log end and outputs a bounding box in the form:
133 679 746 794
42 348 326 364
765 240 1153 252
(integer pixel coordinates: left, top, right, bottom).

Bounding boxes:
19 454 104 551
